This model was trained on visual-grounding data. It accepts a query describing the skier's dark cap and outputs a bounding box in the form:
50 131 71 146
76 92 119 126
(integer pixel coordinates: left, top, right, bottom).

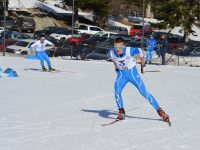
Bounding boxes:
39 34 46 39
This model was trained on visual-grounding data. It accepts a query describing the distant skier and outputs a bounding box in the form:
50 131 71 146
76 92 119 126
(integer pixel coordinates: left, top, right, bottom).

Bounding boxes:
145 35 157 64
30 35 55 71
108 37 171 125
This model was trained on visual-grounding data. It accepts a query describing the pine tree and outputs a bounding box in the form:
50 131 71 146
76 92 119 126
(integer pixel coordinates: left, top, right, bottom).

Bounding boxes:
63 0 110 27
155 0 200 42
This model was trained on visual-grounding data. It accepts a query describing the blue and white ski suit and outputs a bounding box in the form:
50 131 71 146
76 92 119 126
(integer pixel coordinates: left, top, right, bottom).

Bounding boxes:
30 40 54 68
146 38 157 62
109 47 160 110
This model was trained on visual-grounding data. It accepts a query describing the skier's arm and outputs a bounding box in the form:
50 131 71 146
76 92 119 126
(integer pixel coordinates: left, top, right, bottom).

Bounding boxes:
135 48 145 73
130 47 145 73
29 42 37 51
107 48 118 72
46 40 54 47
113 61 119 72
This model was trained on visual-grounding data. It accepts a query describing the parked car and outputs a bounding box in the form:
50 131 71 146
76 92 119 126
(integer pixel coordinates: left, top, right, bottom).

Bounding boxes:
0 20 15 31
6 39 54 55
167 35 185 53
49 29 80 40
67 36 86 46
95 31 117 38
46 37 64 47
0 39 18 52
75 45 94 59
34 26 65 38
85 47 109 60
176 46 194 56
84 36 108 46
186 40 200 47
0 27 4 34
53 42 77 57
130 23 153 37
75 24 103 35
14 17 36 33
0 31 32 42
152 31 173 40
110 34 132 41
126 37 148 48
128 16 143 23
104 25 128 35
189 47 200 56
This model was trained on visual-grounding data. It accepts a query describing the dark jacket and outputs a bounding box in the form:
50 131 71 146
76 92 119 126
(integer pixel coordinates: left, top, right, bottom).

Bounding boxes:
160 39 168 53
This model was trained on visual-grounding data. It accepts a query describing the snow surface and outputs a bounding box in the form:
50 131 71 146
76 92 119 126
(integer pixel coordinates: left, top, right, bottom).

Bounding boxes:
0 55 200 150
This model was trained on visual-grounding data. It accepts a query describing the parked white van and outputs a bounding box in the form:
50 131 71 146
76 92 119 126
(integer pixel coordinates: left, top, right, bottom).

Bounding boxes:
75 24 103 35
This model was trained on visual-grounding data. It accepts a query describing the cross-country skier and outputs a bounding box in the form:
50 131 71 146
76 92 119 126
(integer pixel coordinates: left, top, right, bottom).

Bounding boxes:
108 37 170 125
30 35 55 71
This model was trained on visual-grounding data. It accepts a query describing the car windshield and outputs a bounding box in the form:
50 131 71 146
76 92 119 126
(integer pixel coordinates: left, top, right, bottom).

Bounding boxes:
133 25 143 29
15 41 30 47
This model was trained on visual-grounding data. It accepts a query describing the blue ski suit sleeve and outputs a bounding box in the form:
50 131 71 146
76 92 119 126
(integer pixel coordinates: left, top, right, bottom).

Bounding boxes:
130 47 143 57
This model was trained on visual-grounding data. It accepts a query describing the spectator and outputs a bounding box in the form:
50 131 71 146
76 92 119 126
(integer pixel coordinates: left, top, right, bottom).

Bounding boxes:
145 35 157 64
159 34 168 65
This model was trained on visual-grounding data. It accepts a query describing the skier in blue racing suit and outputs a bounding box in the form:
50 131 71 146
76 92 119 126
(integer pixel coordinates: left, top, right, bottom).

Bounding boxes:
108 37 170 124
30 34 55 71
145 35 157 64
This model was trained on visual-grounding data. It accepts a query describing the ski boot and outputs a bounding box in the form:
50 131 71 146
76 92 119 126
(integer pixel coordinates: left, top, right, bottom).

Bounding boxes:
117 108 125 120
157 108 171 126
49 67 55 72
42 66 47 72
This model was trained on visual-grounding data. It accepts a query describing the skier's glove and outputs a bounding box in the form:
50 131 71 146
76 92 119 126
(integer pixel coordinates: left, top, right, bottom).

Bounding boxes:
141 64 145 74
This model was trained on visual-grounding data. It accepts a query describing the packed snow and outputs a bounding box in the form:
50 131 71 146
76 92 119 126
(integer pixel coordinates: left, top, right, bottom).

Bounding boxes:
8 0 37 9
0 55 200 150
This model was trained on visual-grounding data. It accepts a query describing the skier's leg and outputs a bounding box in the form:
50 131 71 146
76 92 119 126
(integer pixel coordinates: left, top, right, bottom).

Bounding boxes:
145 50 150 63
41 51 52 68
145 49 150 63
128 66 160 110
150 51 154 63
35 51 45 67
114 71 128 109
161 51 166 65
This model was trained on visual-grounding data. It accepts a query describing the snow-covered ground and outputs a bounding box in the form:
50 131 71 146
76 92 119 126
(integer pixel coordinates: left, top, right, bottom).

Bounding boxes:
0 55 200 150
8 0 62 9
8 0 37 9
